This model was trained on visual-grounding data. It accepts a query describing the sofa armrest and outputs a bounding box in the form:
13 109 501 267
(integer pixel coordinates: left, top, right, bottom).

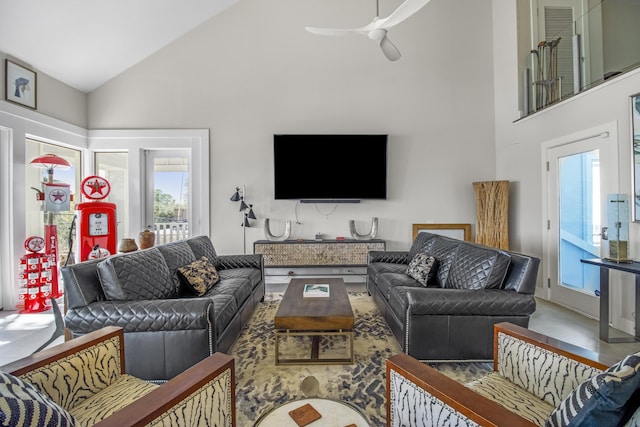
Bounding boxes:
4 326 125 411
216 254 263 270
398 288 536 316
93 352 236 427
368 251 410 264
64 299 215 334
386 353 536 427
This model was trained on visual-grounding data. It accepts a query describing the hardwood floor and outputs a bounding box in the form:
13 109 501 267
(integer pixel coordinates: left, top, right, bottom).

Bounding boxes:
530 297 640 361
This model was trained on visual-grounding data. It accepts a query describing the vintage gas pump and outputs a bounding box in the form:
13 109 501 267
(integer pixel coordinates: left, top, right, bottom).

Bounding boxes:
29 154 72 301
17 236 52 313
75 175 117 262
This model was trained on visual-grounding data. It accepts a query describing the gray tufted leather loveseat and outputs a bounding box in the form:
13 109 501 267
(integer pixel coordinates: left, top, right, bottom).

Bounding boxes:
61 235 264 382
367 232 539 361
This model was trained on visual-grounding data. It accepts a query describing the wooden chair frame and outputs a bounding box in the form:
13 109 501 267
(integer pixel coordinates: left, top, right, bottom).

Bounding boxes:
2 326 236 427
386 322 617 427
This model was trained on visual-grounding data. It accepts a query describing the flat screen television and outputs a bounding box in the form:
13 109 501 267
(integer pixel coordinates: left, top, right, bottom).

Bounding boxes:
273 134 387 201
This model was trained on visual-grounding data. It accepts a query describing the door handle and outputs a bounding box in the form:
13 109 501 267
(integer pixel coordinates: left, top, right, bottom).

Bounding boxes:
601 226 608 240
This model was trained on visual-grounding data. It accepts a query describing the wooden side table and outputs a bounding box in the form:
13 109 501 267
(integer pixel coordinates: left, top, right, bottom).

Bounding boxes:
254 398 370 427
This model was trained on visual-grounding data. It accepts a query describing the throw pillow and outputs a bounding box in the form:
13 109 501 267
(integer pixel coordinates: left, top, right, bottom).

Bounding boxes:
545 352 640 427
177 256 220 296
0 370 76 426
406 253 438 286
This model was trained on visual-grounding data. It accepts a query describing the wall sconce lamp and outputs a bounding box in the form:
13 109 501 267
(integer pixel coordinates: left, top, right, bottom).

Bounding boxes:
230 185 257 254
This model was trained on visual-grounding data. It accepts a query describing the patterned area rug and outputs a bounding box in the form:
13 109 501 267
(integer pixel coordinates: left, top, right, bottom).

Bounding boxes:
229 292 491 426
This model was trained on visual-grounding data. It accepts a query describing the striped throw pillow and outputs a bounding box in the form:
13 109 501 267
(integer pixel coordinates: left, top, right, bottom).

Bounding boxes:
0 370 76 426
546 352 640 427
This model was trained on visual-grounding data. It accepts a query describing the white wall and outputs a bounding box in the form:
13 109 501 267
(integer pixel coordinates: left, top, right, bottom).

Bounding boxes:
88 0 498 255
493 1 640 328
0 53 87 128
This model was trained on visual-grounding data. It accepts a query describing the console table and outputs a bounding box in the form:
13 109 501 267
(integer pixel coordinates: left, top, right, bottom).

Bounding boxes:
254 239 386 267
580 258 640 343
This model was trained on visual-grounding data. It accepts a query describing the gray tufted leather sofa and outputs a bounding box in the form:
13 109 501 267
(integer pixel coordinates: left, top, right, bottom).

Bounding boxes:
61 235 264 382
367 232 539 361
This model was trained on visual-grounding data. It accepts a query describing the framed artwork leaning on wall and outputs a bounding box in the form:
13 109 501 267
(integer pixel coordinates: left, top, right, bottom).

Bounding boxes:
412 223 472 242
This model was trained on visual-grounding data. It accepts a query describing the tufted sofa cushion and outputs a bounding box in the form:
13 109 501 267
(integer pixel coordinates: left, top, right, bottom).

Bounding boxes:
186 235 218 264
157 241 197 291
426 237 461 287
97 249 175 301
409 232 439 257
445 244 511 290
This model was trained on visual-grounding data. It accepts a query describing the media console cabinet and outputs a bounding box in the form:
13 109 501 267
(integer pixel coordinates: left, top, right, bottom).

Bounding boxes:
254 239 386 268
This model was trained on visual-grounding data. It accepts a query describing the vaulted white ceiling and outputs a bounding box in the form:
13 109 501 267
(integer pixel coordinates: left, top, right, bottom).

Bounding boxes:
0 0 235 93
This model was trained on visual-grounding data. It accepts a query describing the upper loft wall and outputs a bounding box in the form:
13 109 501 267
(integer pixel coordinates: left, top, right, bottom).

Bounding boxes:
493 0 640 278
87 0 498 254
0 52 87 128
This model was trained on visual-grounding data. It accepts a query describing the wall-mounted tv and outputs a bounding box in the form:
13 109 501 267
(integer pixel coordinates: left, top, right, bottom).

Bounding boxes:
273 134 387 201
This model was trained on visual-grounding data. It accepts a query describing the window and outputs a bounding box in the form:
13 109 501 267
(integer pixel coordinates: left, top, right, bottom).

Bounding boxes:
25 140 81 267
95 152 129 242
88 129 210 242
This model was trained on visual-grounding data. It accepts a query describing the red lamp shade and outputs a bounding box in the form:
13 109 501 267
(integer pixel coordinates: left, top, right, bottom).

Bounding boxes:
30 154 71 170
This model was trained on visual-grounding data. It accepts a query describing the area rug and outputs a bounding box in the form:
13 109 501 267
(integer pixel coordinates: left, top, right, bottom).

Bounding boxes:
229 292 492 426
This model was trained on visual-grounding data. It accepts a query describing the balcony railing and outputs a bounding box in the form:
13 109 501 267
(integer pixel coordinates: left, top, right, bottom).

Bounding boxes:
153 222 190 245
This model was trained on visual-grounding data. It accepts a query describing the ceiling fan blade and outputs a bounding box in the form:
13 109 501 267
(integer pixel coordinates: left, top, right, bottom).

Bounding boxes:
305 19 376 37
378 0 433 29
380 35 401 61
305 26 356 36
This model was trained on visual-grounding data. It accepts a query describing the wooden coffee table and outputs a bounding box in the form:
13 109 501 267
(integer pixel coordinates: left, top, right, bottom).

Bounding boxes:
274 278 354 365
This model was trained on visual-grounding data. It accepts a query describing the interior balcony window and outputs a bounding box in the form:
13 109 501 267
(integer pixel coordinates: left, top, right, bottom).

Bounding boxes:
517 0 640 117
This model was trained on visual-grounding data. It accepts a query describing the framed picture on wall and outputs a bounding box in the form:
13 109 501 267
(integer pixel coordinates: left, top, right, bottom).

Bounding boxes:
631 92 640 221
412 223 472 241
5 59 37 109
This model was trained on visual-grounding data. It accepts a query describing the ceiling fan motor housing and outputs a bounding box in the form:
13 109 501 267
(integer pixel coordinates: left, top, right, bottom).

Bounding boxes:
368 28 387 41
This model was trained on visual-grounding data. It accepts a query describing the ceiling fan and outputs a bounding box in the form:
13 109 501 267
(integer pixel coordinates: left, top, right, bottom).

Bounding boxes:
305 0 433 62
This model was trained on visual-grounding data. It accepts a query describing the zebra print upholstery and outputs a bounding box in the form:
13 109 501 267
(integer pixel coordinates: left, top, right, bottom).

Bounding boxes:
388 370 481 427
386 322 618 427
146 368 233 426
17 335 124 411
2 326 236 426
465 373 554 425
495 332 602 407
69 375 157 426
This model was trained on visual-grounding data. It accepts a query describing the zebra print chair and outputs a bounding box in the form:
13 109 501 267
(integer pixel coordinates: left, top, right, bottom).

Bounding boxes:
0 326 235 426
386 322 640 427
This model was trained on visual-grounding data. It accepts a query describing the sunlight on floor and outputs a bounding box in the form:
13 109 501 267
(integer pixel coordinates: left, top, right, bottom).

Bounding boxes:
0 307 63 367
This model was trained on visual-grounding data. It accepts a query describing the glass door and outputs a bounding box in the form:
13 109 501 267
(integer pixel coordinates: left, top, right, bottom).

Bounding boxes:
144 150 190 245
546 131 617 319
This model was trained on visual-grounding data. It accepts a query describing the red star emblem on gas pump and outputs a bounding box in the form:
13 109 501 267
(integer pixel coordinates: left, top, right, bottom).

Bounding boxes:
80 176 111 200
50 190 66 203
86 179 107 196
